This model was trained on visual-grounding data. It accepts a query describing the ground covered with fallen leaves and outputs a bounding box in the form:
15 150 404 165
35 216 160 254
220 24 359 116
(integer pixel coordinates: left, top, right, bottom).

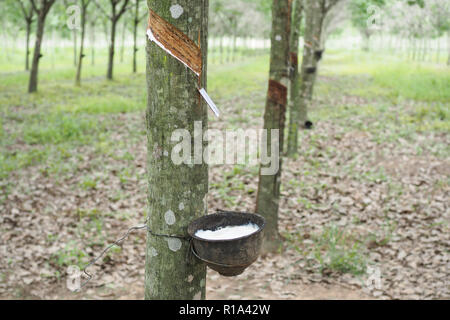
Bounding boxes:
0 51 448 299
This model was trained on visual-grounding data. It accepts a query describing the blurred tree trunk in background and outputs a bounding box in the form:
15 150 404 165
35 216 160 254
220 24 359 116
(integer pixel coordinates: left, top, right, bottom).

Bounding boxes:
73 29 77 66
219 35 224 64
132 0 146 73
255 0 292 254
447 31 450 65
25 20 32 71
287 0 304 157
76 0 91 86
144 0 209 299
28 0 56 93
89 18 95 65
132 0 139 72
18 1 34 71
297 0 317 127
107 17 117 79
120 17 126 63
95 0 130 80
298 0 339 127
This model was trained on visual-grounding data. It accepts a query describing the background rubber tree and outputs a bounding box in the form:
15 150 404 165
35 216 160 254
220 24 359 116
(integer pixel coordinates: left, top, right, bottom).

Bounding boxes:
75 0 93 86
28 0 56 93
131 0 147 73
349 0 385 51
144 0 209 300
94 0 130 80
16 0 35 71
286 0 304 157
255 0 292 254
297 0 340 127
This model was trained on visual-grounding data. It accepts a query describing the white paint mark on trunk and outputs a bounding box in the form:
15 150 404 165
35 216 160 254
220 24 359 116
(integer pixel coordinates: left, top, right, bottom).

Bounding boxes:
179 202 185 210
164 210 176 225
167 238 182 251
149 247 158 257
170 4 184 19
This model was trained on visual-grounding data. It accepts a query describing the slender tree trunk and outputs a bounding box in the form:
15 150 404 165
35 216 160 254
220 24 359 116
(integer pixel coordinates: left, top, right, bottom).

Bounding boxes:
298 0 320 126
132 0 139 73
219 35 223 64
76 3 88 86
28 13 46 93
90 20 95 66
145 0 209 300
50 29 55 69
25 20 32 71
447 31 450 66
120 18 126 63
107 19 117 80
287 0 303 157
255 0 291 254
232 27 237 62
73 29 78 67
436 36 440 63
226 36 231 62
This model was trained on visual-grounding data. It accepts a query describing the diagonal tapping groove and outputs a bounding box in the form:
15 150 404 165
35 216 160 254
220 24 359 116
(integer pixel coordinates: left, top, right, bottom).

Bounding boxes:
147 9 202 76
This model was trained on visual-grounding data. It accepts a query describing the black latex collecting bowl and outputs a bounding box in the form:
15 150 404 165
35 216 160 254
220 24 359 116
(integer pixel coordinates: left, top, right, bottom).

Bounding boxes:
187 211 265 277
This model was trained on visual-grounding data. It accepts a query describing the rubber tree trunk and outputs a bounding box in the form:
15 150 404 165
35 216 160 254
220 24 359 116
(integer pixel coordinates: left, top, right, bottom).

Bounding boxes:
219 35 223 64
447 31 450 66
25 20 32 71
132 0 139 73
436 37 440 63
255 0 291 254
107 19 117 80
28 13 46 93
298 0 324 126
145 0 209 300
75 2 88 86
120 18 126 63
90 20 95 66
286 0 303 157
73 29 78 67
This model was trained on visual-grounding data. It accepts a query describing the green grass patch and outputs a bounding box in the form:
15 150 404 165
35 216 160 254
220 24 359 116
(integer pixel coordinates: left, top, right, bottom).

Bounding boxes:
310 225 368 275
23 113 101 145
57 94 144 114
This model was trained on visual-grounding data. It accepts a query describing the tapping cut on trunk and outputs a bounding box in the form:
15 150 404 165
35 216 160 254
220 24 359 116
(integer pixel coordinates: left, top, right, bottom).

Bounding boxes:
267 80 287 106
147 9 202 76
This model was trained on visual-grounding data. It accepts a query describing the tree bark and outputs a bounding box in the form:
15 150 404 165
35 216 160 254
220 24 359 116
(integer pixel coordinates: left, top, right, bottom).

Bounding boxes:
76 1 89 86
25 20 32 71
28 0 55 93
103 0 130 80
107 19 117 80
28 13 45 93
287 0 303 157
144 0 209 300
298 0 325 126
132 0 141 73
219 35 223 64
73 28 78 67
120 18 126 63
90 19 95 66
447 31 450 66
255 0 291 254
